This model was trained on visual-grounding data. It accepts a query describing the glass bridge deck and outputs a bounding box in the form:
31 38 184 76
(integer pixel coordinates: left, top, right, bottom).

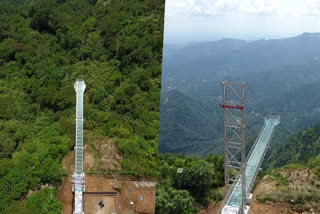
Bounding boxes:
226 118 280 208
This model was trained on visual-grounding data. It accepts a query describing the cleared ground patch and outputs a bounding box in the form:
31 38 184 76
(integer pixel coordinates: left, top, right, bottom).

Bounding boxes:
58 137 156 214
84 192 118 214
251 167 320 214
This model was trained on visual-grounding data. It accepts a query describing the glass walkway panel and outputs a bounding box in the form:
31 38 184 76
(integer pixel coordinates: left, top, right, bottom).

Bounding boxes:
72 80 86 214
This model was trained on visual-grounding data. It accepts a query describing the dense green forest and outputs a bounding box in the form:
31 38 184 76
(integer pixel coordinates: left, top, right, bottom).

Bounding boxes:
0 0 164 212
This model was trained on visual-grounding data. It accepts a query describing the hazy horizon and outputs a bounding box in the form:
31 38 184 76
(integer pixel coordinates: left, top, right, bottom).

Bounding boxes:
164 0 320 45
164 31 320 46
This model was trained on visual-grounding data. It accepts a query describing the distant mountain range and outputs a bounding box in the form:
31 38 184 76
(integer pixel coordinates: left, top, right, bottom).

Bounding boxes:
159 33 320 156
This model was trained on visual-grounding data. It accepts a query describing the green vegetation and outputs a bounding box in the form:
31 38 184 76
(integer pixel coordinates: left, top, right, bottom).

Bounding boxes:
158 90 223 155
307 155 320 178
155 153 224 213
156 186 195 214
267 123 320 168
0 0 164 212
3 188 62 214
257 189 320 212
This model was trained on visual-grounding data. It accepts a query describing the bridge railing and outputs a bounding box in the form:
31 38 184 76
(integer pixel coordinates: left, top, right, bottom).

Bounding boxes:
246 117 280 193
245 120 267 165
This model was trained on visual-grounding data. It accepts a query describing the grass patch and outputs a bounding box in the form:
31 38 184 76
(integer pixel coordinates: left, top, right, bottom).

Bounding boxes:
270 172 289 187
89 142 101 159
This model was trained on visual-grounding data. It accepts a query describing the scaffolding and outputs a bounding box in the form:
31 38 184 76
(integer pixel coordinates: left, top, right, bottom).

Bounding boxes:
72 79 86 214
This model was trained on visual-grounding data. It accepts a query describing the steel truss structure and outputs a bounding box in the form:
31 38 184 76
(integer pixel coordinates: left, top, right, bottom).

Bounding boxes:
72 79 86 214
220 81 247 214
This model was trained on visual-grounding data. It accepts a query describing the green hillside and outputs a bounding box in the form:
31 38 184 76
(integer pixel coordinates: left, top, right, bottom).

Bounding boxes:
158 89 290 156
0 0 164 213
267 123 320 169
158 90 223 155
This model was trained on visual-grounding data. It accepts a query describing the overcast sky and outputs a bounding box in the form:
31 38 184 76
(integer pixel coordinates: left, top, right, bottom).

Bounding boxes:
164 0 320 44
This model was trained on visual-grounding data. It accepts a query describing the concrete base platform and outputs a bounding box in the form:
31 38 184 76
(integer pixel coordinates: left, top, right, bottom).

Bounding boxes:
246 193 253 205
221 205 250 214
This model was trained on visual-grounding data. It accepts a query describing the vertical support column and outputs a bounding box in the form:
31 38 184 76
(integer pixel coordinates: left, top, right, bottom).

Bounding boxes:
222 82 228 200
240 82 246 213
220 81 246 214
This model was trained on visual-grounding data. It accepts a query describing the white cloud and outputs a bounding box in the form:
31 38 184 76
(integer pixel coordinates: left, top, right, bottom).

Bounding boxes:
303 0 320 15
164 0 320 44
240 0 282 15
165 0 320 17
278 0 320 16
165 0 283 16
165 0 240 17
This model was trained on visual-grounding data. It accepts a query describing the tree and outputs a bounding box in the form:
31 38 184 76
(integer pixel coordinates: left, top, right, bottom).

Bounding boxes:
26 188 62 214
176 160 214 198
30 0 57 33
155 186 195 214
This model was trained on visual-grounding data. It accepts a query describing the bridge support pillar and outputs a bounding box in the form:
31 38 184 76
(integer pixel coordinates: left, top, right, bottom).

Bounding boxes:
246 193 253 205
244 206 250 214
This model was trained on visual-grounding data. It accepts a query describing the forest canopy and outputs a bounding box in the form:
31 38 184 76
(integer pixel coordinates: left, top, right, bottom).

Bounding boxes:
0 0 164 212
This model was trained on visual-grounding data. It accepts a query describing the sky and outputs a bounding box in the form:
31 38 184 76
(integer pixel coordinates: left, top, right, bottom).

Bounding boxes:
164 0 320 44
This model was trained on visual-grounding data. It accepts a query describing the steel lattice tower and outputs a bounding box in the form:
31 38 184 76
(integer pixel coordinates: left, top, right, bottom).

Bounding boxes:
220 81 247 214
72 79 86 214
